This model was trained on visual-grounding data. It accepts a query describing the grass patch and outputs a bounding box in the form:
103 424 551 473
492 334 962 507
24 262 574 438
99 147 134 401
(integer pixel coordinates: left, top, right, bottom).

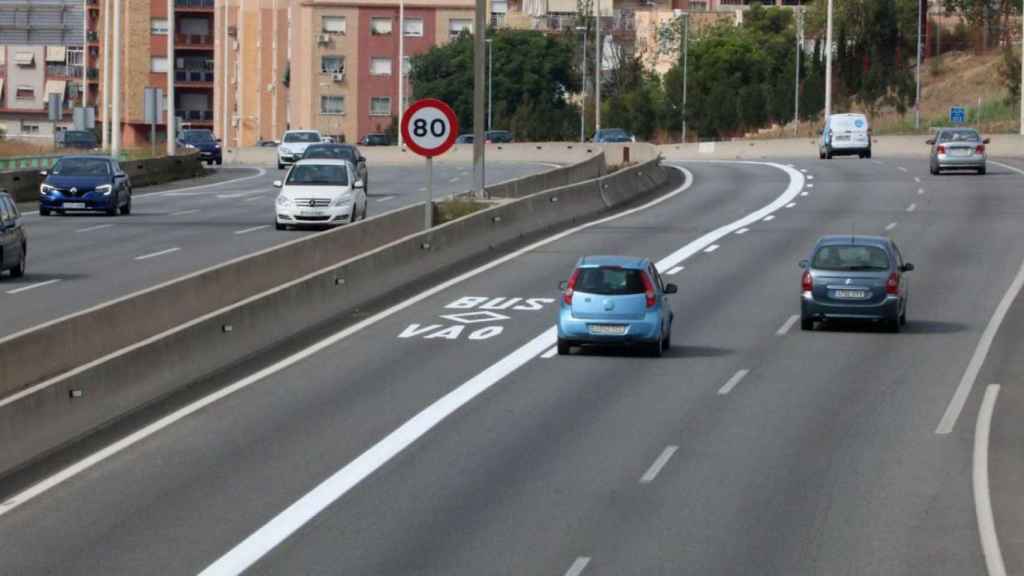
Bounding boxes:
434 198 491 224
0 139 178 160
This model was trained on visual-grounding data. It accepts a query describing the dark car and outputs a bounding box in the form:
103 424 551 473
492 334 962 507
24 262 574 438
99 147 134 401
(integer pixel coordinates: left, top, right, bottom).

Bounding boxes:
301 143 369 191
359 133 391 146
60 130 99 150
485 130 513 143
38 156 132 217
799 235 914 332
456 134 474 144
592 128 636 143
0 191 26 278
177 129 223 165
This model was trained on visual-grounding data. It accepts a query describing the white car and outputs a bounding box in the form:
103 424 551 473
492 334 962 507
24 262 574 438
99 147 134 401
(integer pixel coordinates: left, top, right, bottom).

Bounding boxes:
277 130 324 170
274 159 367 230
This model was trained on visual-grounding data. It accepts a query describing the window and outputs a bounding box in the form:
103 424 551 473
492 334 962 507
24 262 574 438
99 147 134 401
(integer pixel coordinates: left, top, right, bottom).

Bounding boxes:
449 19 472 37
151 57 169 73
811 245 890 272
0 197 10 225
320 95 345 115
403 18 423 37
321 55 345 74
14 52 35 67
286 164 349 186
370 17 392 35
370 57 392 76
22 124 39 134
151 18 169 35
15 86 34 100
322 16 346 34
370 96 391 116
574 267 648 296
402 56 410 75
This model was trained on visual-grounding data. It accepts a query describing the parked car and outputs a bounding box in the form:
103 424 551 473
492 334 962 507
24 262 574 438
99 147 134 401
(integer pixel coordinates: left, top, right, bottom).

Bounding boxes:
359 133 391 146
928 127 988 175
60 130 99 150
277 130 324 170
301 143 369 192
799 235 913 332
456 134 474 144
38 156 132 216
0 191 26 278
557 256 677 356
592 128 636 143
258 139 280 147
819 113 872 159
177 128 222 165
273 159 367 230
485 130 514 143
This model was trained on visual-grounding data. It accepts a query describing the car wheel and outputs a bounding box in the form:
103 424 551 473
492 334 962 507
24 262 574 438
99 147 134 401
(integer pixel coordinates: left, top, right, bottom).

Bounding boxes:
886 315 901 333
978 166 987 175
275 220 286 231
120 194 132 215
930 163 938 175
277 162 284 170
800 316 814 331
39 207 50 216
819 151 825 160
557 338 571 356
865 149 872 159
825 151 833 160
11 247 25 278
216 158 223 166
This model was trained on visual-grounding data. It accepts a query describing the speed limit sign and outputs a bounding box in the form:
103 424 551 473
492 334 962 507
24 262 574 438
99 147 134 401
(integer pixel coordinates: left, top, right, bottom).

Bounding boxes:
401 98 459 158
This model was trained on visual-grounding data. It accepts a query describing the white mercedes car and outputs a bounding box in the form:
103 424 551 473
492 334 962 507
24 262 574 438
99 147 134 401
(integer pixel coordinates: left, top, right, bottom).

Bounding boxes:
274 159 367 230
277 130 323 170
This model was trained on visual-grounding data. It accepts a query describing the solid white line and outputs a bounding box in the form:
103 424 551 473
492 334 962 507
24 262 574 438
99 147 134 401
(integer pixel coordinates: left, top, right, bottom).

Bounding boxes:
937 258 1024 434
564 557 592 576
169 209 200 216
234 225 270 236
785 202 796 208
717 369 750 395
763 215 776 222
666 266 684 275
898 166 908 173
76 224 114 233
704 244 720 254
776 314 800 336
735 228 749 235
134 247 181 261
244 196 266 203
5 279 61 295
990 159 1024 177
540 347 558 359
639 446 678 484
375 195 396 203
217 193 245 199
885 222 898 231
973 384 1007 576
906 203 917 212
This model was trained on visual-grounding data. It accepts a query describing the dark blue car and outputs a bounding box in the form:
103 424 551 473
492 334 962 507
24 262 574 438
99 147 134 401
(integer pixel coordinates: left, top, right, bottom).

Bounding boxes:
177 129 222 165
38 156 132 216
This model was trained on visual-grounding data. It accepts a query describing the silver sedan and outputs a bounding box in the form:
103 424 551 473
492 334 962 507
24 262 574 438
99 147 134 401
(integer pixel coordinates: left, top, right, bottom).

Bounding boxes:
928 128 989 175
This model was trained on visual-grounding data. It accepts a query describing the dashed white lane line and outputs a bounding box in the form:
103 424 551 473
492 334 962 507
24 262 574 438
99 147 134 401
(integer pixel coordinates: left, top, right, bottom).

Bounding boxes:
639 446 679 484
906 203 917 212
234 225 270 236
169 209 200 216
917 188 925 195
375 195 396 203
807 175 815 180
914 177 921 183
717 369 751 396
898 166 909 173
244 196 267 203
5 279 61 295
704 244 720 254
134 247 181 261
418 187 427 192
449 177 460 183
873 160 884 166
974 384 1007 576
735 228 750 235
217 193 246 199
763 215 776 222
806 183 814 188
541 347 558 359
785 202 797 208
885 222 898 231
666 266 684 275
800 169 808 173
76 224 114 233
564 557 592 576
800 192 809 197
776 314 800 336
937 257 1024 434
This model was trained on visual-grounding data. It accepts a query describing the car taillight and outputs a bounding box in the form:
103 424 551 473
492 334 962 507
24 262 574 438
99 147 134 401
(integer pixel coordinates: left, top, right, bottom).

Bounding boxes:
641 273 657 308
562 269 581 305
801 270 813 292
886 272 900 295
976 144 985 154
937 145 946 154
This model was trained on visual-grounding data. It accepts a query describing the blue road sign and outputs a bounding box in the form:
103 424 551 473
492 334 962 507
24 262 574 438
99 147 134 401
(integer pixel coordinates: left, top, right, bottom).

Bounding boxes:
950 106 966 125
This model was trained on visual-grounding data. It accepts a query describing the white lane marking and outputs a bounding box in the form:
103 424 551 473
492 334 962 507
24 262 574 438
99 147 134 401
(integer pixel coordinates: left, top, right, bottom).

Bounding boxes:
785 202 796 208
0 168 697 515
541 346 558 359
564 557 592 576
990 159 1024 177
914 177 921 183
717 369 750 395
807 183 814 188
776 314 800 336
217 193 245 199
244 196 267 203
906 203 917 212
418 187 427 192
449 177 460 183
800 192 809 197
937 258 1024 434
763 215 776 222
234 225 270 236
375 195 396 203
639 446 678 484
76 224 114 233
134 247 181 261
807 175 814 180
666 266 684 275
918 188 925 195
885 222 898 231
5 279 61 295
704 244 720 254
199 163 805 571
735 228 750 235
169 209 200 216
800 169 808 173
898 166 908 173
974 384 1007 576
873 160 884 166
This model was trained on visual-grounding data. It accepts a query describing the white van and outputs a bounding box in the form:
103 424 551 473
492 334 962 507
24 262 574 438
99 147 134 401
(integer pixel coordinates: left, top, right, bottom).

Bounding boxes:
819 113 872 159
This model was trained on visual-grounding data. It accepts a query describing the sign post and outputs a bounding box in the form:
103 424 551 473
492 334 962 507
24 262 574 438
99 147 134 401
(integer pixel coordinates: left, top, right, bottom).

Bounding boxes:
144 88 164 157
400 98 459 230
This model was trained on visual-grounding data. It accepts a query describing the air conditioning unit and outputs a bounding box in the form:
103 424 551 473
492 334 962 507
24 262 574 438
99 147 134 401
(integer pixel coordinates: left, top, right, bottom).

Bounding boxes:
332 71 345 82
317 34 331 44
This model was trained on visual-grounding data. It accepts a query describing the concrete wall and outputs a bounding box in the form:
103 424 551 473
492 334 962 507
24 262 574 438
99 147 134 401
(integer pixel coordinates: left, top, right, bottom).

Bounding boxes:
0 155 673 478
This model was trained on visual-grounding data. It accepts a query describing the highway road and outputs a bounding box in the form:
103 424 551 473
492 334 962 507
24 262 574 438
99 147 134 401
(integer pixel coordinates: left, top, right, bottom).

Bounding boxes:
0 161 551 337
2 156 1024 575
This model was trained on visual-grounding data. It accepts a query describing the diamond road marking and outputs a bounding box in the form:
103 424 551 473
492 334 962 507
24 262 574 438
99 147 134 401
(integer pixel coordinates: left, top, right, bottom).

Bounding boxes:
439 311 512 324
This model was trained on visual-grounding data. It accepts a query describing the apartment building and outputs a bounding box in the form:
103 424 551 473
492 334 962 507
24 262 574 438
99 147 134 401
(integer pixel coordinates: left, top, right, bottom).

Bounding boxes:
0 0 93 141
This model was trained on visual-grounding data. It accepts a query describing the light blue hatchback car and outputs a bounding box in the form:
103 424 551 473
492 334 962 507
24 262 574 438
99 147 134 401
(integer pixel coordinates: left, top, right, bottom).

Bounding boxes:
557 256 677 356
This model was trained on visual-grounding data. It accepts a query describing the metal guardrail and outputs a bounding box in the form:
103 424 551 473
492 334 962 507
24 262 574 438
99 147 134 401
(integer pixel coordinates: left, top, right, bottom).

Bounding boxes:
0 151 129 173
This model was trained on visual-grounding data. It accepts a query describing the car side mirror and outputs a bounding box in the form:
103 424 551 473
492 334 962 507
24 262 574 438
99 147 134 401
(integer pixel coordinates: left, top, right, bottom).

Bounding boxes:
926 139 935 145
798 259 809 269
272 180 282 188
664 283 678 294
901 262 915 272
216 138 222 143
983 138 991 144
558 280 568 291
39 170 47 176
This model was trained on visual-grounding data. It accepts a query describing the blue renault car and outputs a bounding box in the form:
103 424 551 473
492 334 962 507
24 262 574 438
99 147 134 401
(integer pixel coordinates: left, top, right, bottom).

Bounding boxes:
38 156 132 216
557 256 677 356
177 128 222 165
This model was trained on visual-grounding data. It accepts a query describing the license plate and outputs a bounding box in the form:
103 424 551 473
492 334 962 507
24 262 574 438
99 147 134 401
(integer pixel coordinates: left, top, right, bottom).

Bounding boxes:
299 210 323 216
833 289 867 299
64 202 86 209
835 135 850 141
589 324 627 336
952 148 970 156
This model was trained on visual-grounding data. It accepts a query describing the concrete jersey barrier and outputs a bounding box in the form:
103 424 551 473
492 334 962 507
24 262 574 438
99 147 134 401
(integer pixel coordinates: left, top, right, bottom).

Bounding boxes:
0 157 673 478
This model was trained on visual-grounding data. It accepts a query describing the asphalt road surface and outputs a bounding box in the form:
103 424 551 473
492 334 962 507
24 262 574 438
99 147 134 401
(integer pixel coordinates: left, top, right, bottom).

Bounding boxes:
2 156 1024 575
0 161 551 337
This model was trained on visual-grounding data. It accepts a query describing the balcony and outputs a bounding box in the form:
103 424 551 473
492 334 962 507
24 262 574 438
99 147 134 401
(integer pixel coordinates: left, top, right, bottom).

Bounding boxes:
175 33 213 49
87 68 99 81
87 31 98 44
176 109 214 124
46 64 84 78
175 0 214 11
175 68 215 85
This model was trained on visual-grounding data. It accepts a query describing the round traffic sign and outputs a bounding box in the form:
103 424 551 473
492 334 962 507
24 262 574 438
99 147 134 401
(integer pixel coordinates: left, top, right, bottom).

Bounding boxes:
401 98 459 158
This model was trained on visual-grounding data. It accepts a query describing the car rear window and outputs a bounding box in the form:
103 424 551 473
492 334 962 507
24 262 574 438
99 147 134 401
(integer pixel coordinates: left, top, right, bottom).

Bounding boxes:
304 146 355 161
938 129 980 143
51 158 110 176
575 267 647 295
285 164 350 186
812 245 890 272
284 132 320 143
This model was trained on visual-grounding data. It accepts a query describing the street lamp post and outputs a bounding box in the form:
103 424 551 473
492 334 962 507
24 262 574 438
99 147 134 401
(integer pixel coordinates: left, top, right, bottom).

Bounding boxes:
914 0 922 130
576 26 586 143
1020 8 1023 136
594 0 601 133
487 38 493 131
824 0 833 124
681 11 688 142
794 5 802 136
398 0 404 148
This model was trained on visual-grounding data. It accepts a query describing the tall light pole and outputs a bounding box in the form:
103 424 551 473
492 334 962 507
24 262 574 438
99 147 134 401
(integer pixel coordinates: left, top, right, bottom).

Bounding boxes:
101 0 110 150
794 5 802 136
576 26 586 143
82 0 88 109
486 38 493 131
824 0 833 124
111 0 121 156
681 11 688 142
271 0 278 140
167 0 176 156
1020 5 1023 136
914 0 922 130
222 0 230 149
472 0 485 197
594 0 601 133
397 0 404 148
